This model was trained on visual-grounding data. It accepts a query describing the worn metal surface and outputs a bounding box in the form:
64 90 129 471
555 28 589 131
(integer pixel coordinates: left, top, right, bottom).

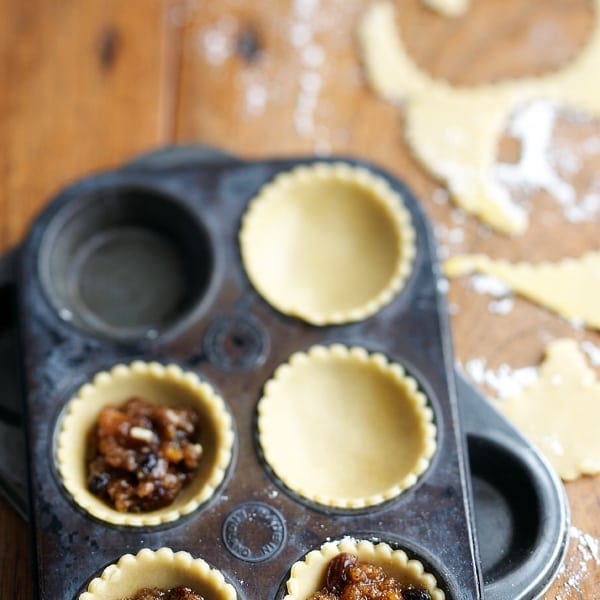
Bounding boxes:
0 250 28 521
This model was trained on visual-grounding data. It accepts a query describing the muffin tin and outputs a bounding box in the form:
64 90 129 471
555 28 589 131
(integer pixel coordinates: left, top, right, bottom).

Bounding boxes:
0 146 568 599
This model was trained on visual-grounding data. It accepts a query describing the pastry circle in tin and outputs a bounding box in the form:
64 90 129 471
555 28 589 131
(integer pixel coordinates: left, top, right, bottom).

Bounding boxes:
257 345 437 509
239 163 416 325
57 361 234 527
284 539 445 600
79 547 237 599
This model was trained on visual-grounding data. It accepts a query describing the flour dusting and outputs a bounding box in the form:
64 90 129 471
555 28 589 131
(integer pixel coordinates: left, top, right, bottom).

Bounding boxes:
581 341 600 367
463 358 538 400
488 297 515 315
469 274 511 298
495 100 600 224
553 527 600 599
198 16 238 66
496 101 576 206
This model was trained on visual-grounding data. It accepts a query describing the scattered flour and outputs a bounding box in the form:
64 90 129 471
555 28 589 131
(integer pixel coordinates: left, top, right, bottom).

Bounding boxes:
495 100 600 225
436 277 449 294
495 101 576 207
582 341 600 367
553 527 600 599
197 16 238 66
488 297 515 315
290 0 323 139
564 191 600 224
192 0 365 150
434 223 466 260
463 358 538 400
469 274 511 298
463 340 600 402
243 79 268 117
461 273 516 315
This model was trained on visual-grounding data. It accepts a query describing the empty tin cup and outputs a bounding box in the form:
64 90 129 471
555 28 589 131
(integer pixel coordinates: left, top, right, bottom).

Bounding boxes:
39 184 217 341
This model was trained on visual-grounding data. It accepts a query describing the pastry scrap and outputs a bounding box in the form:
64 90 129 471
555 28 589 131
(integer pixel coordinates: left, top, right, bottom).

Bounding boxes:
58 362 234 526
240 163 416 325
422 0 469 18
257 345 436 509
79 548 237 600
284 539 444 600
444 251 600 329
87 397 204 513
358 1 600 234
500 339 600 481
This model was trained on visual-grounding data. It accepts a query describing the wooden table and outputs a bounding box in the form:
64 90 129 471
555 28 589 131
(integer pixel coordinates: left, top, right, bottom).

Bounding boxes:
1 0 598 597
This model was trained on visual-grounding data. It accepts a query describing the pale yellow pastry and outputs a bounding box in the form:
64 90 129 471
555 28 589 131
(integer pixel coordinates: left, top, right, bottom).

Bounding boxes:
79 547 237 599
284 539 445 600
57 361 234 526
500 339 600 481
257 345 436 509
444 251 600 329
359 1 600 234
239 163 416 325
422 0 469 18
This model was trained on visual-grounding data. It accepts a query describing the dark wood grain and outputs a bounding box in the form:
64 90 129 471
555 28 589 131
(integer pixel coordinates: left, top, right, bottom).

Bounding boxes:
1 0 599 598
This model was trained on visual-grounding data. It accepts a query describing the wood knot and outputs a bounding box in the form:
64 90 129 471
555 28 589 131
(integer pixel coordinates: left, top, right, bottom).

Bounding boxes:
98 26 122 71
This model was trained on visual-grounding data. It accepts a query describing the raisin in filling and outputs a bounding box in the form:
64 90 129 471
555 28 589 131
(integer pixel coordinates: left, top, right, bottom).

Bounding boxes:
87 397 203 512
309 553 433 600
127 586 204 600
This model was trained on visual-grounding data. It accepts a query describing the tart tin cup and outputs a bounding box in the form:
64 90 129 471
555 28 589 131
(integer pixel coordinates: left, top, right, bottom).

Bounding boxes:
57 361 234 527
455 372 569 600
79 547 237 599
257 345 437 509
38 184 217 342
284 539 445 600
239 163 416 325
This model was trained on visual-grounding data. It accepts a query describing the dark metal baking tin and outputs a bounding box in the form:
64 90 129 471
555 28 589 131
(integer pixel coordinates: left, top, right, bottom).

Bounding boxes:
0 249 28 521
15 147 481 598
0 145 565 599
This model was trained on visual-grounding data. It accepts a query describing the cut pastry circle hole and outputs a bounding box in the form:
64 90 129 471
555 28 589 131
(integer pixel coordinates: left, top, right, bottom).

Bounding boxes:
78 547 238 599
57 362 234 527
257 345 436 509
240 163 416 325
283 539 445 600
399 0 593 86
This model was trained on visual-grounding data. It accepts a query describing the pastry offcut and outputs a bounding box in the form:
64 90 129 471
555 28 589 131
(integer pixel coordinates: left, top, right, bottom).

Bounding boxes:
359 1 600 234
284 539 445 600
444 251 600 330
257 345 436 509
57 361 234 527
500 338 600 481
79 547 237 599
239 163 416 325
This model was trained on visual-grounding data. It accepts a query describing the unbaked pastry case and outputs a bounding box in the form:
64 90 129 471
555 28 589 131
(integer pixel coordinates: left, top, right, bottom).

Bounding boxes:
5 146 488 599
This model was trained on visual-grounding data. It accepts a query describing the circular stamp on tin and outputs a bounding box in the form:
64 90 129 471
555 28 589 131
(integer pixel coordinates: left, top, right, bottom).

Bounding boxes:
204 314 268 373
222 502 286 562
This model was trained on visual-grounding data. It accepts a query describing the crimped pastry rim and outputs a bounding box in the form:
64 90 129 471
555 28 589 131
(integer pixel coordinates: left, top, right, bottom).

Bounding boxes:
239 162 417 325
79 547 237 599
57 361 234 527
257 344 437 509
284 539 445 600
